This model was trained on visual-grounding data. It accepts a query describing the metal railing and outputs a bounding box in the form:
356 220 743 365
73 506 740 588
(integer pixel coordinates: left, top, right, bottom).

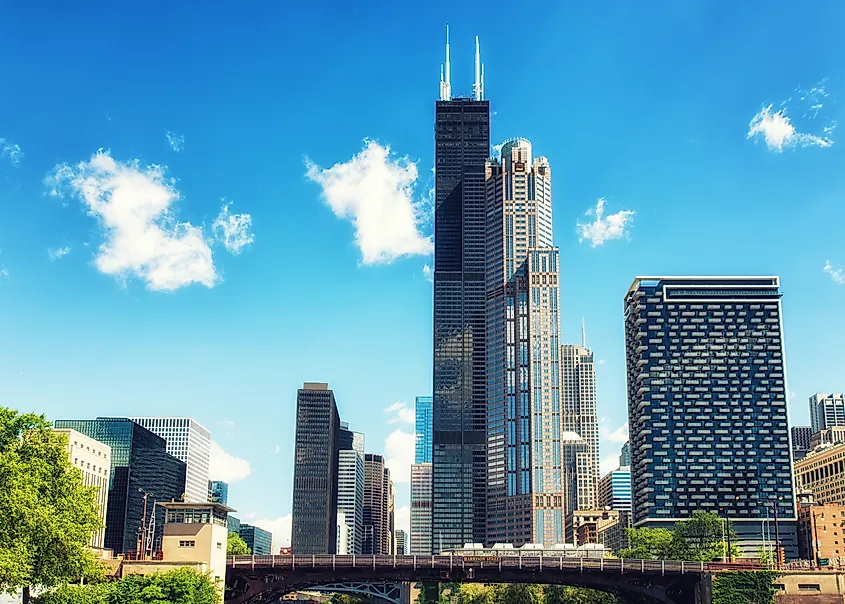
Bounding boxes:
227 555 718 575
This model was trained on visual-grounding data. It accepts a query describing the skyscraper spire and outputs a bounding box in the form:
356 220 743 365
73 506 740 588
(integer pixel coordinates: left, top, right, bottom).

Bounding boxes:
440 24 451 101
473 36 483 100
582 317 587 348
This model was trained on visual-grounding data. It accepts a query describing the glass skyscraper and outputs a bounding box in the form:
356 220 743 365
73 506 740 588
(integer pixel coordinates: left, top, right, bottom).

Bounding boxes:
432 70 490 548
623 276 797 558
131 417 211 504
410 462 433 554
415 396 433 464
291 382 340 554
338 423 365 553
239 523 272 555
209 480 228 505
598 467 632 512
619 441 631 467
53 418 187 555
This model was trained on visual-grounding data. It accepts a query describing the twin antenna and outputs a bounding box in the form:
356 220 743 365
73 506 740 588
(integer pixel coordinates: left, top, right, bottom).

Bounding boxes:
439 24 484 101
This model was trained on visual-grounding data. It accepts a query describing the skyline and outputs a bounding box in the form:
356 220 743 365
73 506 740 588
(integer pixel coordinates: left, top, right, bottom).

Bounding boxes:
3 0 845 549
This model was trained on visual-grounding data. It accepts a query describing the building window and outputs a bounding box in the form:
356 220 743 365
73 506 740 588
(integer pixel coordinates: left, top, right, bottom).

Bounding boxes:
179 540 195 548
798 584 821 592
217 542 223 549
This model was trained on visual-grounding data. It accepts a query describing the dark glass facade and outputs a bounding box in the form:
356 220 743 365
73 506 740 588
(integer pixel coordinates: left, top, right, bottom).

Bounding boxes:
53 418 186 554
415 396 433 464
209 480 228 505
433 97 490 551
623 277 797 558
240 523 272 555
791 426 812 462
291 383 340 554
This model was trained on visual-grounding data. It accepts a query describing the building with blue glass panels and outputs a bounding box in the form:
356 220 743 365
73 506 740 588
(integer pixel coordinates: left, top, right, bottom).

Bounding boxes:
623 276 797 559
209 480 228 505
415 396 433 464
240 523 272 555
598 467 632 512
53 418 187 555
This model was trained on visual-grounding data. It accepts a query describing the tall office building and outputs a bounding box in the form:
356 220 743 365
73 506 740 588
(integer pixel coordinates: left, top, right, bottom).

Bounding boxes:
53 428 111 550
239 524 272 555
410 463 433 554
810 394 845 433
619 441 631 467
415 396 433 464
561 344 600 510
131 417 211 503
292 382 341 554
363 454 393 555
338 423 365 554
395 529 408 555
791 426 812 462
208 480 228 505
597 467 632 512
485 137 566 546
53 418 186 554
432 28 491 551
623 277 797 558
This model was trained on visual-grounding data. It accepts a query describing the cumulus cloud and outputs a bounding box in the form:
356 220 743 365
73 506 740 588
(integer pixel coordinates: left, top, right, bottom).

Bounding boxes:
248 514 291 552
305 140 433 264
577 198 635 246
209 441 252 483
600 455 619 477
45 151 252 291
166 131 185 152
600 421 629 443
383 401 415 425
48 246 72 261
0 138 22 165
213 204 254 254
492 142 504 158
384 429 414 484
747 105 833 151
824 260 845 284
394 505 410 537
423 264 433 283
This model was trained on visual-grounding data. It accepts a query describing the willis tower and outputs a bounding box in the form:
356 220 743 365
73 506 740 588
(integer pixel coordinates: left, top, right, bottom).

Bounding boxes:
432 26 490 551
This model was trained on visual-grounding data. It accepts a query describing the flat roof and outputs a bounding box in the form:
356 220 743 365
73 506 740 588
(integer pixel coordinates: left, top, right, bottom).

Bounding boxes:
157 501 237 514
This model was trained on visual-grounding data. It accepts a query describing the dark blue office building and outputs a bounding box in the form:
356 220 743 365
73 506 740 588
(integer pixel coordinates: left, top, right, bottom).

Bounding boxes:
240 523 272 555
53 418 187 555
623 277 797 559
209 480 228 505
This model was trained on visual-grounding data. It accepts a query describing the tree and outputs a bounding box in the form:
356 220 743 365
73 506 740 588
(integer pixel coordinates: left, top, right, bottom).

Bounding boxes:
617 527 681 560
417 582 440 604
491 584 542 604
0 408 104 604
227 532 251 556
33 567 219 604
544 585 631 604
673 511 737 562
456 584 491 604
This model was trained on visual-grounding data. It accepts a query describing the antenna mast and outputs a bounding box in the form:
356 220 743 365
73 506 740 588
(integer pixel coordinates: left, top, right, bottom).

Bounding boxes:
582 317 586 348
440 24 451 101
473 36 484 100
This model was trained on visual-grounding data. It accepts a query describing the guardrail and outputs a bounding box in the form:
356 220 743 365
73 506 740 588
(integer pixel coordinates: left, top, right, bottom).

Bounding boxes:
228 555 717 575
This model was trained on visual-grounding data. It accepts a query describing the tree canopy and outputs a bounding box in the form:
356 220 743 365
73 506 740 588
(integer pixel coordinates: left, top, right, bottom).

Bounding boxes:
617 510 739 562
0 408 104 603
226 532 251 556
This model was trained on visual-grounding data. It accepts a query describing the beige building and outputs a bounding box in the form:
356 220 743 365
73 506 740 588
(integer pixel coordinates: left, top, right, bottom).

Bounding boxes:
561 344 599 512
811 427 845 450
567 510 619 546
795 443 845 504
53 428 110 550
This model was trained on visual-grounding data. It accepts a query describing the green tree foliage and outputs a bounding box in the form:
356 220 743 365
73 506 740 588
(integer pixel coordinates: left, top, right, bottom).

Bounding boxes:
329 594 368 604
33 567 219 604
491 584 543 604
544 585 629 604
712 570 779 604
617 527 681 560
673 511 737 562
417 582 440 604
0 408 104 604
455 584 491 604
226 532 251 556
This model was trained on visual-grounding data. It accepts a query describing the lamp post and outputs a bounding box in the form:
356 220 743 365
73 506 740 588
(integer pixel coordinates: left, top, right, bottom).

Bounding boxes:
769 496 783 569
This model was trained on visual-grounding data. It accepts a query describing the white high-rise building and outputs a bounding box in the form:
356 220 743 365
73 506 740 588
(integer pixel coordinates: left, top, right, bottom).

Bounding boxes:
53 428 111 550
810 393 845 433
336 509 351 554
131 417 211 503
410 463 432 554
561 344 600 510
338 427 365 554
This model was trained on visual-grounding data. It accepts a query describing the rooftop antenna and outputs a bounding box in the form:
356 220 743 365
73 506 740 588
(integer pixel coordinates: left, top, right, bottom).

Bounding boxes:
473 36 483 100
440 24 451 101
582 317 586 348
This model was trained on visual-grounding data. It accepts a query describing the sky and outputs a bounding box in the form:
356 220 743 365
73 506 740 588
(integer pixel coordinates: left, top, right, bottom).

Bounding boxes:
2 0 845 549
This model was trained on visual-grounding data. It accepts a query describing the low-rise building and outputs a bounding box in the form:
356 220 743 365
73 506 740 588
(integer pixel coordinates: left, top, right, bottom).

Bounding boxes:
797 497 845 565
598 510 631 555
567 510 620 546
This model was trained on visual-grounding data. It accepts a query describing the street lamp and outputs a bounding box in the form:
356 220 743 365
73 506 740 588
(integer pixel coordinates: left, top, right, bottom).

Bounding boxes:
768 496 783 569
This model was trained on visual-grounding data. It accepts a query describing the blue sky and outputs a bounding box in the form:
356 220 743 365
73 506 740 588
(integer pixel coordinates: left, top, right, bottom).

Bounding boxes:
2 0 845 546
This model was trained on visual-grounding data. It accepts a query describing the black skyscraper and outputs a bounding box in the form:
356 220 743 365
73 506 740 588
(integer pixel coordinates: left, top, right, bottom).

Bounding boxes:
432 94 490 550
291 382 340 554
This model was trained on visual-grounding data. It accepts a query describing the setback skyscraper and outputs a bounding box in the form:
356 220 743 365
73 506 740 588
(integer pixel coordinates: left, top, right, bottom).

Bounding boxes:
131 417 211 503
415 396 433 464
561 344 600 511
53 418 186 554
363 453 394 555
291 382 341 554
485 138 564 546
623 276 797 558
432 28 491 550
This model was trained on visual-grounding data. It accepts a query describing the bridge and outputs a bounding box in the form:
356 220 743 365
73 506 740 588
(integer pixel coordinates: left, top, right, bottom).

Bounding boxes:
226 555 721 604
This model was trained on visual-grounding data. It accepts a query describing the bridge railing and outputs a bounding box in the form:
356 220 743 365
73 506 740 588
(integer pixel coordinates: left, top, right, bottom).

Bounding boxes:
228 555 707 575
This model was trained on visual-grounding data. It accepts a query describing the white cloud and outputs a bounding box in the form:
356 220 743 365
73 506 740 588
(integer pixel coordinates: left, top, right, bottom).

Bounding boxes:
209 441 252 483
45 151 252 291
747 104 834 152
48 246 72 261
305 140 433 264
600 422 629 443
384 429 414 484
422 264 433 283
166 131 185 152
492 142 504 158
249 514 291 553
599 455 619 477
383 401 415 424
577 198 635 247
0 268 7 279
0 138 22 165
824 260 845 284
394 505 410 537
212 204 254 255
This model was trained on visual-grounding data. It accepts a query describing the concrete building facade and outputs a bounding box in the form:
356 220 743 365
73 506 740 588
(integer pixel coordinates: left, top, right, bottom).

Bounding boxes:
363 454 393 555
337 425 365 554
810 393 845 433
410 463 433 554
796 444 845 505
